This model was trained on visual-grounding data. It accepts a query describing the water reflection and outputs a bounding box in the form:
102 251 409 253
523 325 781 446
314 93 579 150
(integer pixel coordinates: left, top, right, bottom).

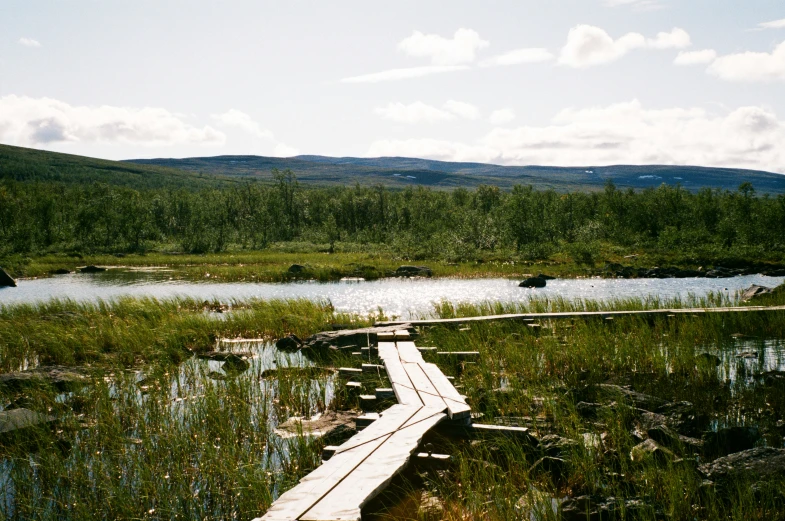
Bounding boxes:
3 272 783 319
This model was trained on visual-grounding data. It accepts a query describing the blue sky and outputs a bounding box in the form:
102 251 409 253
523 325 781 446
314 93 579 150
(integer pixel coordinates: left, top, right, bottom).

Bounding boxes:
1 0 784 172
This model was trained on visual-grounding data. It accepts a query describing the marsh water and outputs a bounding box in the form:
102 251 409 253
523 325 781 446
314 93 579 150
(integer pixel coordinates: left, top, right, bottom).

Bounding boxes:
2 271 784 318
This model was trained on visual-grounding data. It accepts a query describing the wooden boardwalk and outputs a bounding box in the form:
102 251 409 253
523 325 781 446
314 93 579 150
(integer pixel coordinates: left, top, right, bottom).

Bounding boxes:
375 305 785 327
257 332 468 521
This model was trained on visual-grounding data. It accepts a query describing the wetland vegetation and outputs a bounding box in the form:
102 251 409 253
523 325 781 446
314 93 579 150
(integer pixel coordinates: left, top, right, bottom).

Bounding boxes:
1 288 784 520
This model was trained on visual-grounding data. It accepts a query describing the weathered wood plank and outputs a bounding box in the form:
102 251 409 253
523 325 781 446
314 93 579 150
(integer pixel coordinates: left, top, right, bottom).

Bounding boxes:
395 341 426 364
402 362 448 410
300 406 446 521
420 362 472 420
377 342 422 406
376 305 785 327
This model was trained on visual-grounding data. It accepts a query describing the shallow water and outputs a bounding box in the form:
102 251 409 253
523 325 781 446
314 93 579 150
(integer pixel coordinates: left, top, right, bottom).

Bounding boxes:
2 271 783 318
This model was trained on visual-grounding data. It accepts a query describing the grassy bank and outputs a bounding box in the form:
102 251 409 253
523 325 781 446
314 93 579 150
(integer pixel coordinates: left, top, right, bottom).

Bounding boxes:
4 242 785 283
1 292 784 519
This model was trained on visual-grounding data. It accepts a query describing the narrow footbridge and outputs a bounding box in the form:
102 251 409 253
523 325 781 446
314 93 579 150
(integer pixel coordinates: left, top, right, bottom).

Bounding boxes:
256 330 472 521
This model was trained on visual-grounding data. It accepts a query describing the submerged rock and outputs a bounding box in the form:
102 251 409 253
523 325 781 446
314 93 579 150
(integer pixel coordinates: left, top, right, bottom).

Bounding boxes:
0 408 56 435
304 325 413 350
0 268 16 288
80 265 106 273
49 268 71 275
0 366 88 391
275 334 303 350
197 351 253 361
741 284 774 301
275 410 356 439
519 276 547 288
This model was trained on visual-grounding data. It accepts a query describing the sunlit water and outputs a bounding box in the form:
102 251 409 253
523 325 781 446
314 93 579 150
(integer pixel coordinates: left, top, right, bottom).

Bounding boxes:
2 271 783 318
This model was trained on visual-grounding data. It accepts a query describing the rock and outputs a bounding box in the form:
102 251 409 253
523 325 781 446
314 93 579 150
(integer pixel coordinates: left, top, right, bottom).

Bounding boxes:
539 434 580 458
576 401 606 419
647 424 704 453
275 334 303 350
537 273 556 280
197 351 253 361
0 366 88 391
49 268 71 275
630 438 676 463
287 264 306 274
702 426 760 458
561 496 657 521
761 370 785 388
704 267 734 278
80 265 106 273
519 276 547 288
395 265 432 277
221 355 250 373
530 456 568 483
275 410 357 439
596 384 669 412
0 268 16 288
304 325 413 350
741 284 773 301
418 490 445 519
699 447 785 482
0 408 56 435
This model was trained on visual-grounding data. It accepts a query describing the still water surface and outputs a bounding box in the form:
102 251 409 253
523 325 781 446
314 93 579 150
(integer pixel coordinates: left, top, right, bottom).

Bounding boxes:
2 271 783 318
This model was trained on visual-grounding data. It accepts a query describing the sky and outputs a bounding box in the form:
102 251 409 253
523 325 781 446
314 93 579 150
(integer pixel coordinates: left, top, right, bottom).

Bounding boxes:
2 0 785 173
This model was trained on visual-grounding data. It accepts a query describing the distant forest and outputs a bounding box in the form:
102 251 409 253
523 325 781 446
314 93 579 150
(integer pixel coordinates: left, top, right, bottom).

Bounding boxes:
2 169 784 265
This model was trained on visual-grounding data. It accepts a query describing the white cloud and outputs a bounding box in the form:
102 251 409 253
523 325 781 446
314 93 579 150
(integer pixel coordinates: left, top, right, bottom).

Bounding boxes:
211 109 298 157
488 108 516 125
341 65 469 83
480 48 554 67
758 18 785 30
398 28 489 65
444 100 481 120
0 95 224 147
367 100 785 173
707 41 785 82
559 25 691 68
18 37 41 48
647 28 691 49
374 100 480 124
674 49 717 65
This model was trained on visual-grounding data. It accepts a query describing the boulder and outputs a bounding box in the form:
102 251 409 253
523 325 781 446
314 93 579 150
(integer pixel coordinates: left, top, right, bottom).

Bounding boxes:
741 284 773 301
0 268 16 288
699 447 785 482
287 264 306 274
304 325 413 350
630 438 676 463
395 265 432 277
539 434 580 458
275 334 303 351
0 408 56 435
596 384 669 412
49 268 71 275
80 265 106 273
222 355 250 373
519 276 547 288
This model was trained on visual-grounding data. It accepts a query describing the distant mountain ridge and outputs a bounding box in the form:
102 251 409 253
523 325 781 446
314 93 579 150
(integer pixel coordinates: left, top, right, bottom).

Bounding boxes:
129 153 785 193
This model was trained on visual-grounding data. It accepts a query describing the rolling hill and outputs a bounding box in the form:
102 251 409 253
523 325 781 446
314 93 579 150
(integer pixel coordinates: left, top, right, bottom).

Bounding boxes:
2 144 784 193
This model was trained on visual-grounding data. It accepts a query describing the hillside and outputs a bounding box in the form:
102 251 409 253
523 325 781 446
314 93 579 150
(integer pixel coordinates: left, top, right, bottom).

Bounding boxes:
131 154 785 193
0 144 235 189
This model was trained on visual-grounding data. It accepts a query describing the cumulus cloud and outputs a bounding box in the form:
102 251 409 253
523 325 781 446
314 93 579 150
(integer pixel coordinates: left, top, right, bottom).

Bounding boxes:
374 100 480 124
398 28 488 65
707 41 785 82
559 25 690 68
18 37 41 48
211 109 298 156
488 108 516 125
0 95 224 147
366 100 785 173
480 47 554 67
674 49 717 65
647 28 691 49
342 65 468 83
758 18 785 30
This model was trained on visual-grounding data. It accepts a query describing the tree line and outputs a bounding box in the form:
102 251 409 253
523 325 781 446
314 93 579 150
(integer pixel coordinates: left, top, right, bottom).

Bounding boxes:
2 169 784 264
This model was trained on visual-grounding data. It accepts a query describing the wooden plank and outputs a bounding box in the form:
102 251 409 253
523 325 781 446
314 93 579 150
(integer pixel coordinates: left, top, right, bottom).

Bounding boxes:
395 341 425 364
377 342 422 406
420 362 472 420
375 305 785 326
402 362 447 410
258 405 420 521
300 406 446 521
